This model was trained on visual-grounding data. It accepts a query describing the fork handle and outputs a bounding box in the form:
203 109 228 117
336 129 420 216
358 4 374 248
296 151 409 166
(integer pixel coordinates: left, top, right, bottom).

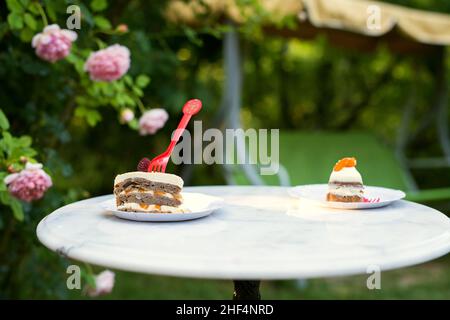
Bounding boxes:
166 114 192 154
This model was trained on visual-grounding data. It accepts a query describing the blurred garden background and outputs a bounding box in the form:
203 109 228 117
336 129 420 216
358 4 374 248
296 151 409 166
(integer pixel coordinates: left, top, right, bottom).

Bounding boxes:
0 0 449 299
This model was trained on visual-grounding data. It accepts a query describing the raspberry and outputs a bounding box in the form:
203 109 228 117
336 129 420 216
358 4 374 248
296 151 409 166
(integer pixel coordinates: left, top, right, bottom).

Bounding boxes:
137 158 150 172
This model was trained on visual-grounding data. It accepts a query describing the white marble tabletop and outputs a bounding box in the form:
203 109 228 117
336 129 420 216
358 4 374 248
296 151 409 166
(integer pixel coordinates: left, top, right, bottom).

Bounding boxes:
37 186 450 280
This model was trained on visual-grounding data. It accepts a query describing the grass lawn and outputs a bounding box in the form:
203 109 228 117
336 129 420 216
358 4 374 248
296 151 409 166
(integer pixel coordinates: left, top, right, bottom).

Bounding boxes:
68 254 450 299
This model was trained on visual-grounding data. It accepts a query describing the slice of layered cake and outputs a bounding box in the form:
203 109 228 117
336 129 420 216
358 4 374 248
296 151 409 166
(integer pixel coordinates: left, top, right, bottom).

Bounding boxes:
326 157 364 202
113 172 187 213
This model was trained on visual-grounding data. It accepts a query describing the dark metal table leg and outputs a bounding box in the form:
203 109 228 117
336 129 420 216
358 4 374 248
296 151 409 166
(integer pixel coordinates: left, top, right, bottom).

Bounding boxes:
233 280 261 300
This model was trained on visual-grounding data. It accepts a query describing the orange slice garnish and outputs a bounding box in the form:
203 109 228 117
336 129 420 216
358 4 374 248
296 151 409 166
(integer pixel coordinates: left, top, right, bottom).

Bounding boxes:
333 157 357 171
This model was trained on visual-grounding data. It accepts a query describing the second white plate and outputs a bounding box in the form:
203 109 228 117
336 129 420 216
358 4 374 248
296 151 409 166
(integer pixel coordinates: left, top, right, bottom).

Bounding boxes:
100 192 224 222
289 184 406 209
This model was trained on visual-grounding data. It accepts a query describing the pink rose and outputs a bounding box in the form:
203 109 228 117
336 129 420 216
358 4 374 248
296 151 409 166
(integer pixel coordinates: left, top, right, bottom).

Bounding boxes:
138 109 169 135
87 270 115 297
4 162 52 202
31 24 77 63
84 44 130 81
120 108 134 123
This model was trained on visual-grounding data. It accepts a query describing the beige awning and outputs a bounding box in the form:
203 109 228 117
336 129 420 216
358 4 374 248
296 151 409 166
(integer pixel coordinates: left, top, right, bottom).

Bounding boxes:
165 0 450 54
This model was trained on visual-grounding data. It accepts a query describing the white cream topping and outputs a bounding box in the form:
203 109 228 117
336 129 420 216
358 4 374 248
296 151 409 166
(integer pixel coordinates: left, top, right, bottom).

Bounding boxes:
329 167 363 184
118 189 175 199
117 202 189 213
114 171 183 189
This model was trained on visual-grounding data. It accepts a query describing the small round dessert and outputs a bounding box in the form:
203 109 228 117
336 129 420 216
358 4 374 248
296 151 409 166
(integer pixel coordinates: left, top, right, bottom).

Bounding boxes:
326 157 364 203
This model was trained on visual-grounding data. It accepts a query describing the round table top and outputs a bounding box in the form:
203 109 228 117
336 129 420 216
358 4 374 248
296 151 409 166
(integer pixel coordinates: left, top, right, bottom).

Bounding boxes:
37 186 450 280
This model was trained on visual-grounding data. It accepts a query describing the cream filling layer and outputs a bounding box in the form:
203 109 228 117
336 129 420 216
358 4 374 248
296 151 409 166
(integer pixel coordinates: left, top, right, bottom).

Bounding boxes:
119 189 175 199
117 202 189 213
328 185 363 197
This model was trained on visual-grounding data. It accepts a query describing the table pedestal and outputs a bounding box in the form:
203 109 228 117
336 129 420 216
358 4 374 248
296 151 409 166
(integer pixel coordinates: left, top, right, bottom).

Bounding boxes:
233 280 261 300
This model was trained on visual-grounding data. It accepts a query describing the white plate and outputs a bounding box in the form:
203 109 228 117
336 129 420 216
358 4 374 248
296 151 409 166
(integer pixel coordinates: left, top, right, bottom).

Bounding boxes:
100 192 224 222
288 184 406 209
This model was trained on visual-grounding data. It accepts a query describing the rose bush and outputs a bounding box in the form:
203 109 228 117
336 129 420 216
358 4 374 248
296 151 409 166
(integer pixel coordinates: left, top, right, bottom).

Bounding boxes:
1 0 289 298
0 0 225 299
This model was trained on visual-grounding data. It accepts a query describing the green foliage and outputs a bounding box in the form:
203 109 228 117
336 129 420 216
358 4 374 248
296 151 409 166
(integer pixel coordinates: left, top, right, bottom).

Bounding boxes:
93 15 111 30
0 109 10 130
6 0 45 41
0 110 40 222
23 13 37 30
90 0 108 13
0 0 227 299
6 0 25 13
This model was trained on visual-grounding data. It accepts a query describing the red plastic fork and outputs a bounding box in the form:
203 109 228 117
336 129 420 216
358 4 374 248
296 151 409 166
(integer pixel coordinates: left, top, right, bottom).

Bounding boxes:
138 99 202 173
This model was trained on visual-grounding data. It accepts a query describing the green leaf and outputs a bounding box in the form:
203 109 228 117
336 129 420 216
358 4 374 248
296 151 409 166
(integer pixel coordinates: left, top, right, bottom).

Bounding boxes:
184 27 203 46
96 82 113 96
10 146 37 160
10 198 24 221
128 119 138 130
23 13 37 30
71 57 86 74
6 0 24 13
0 132 13 155
43 0 57 22
136 75 150 88
3 132 12 140
75 107 102 126
0 173 7 192
0 191 10 205
20 27 34 42
28 2 40 14
86 111 101 126
19 0 30 7
81 268 96 288
132 86 143 97
91 0 108 12
0 109 10 131
123 95 136 106
123 75 133 86
16 135 32 147
94 16 112 30
7 12 24 30
21 147 37 158
2 132 13 147
114 93 126 106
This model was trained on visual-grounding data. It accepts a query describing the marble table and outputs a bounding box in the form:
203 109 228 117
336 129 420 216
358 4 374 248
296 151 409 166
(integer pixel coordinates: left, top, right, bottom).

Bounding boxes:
37 186 450 299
